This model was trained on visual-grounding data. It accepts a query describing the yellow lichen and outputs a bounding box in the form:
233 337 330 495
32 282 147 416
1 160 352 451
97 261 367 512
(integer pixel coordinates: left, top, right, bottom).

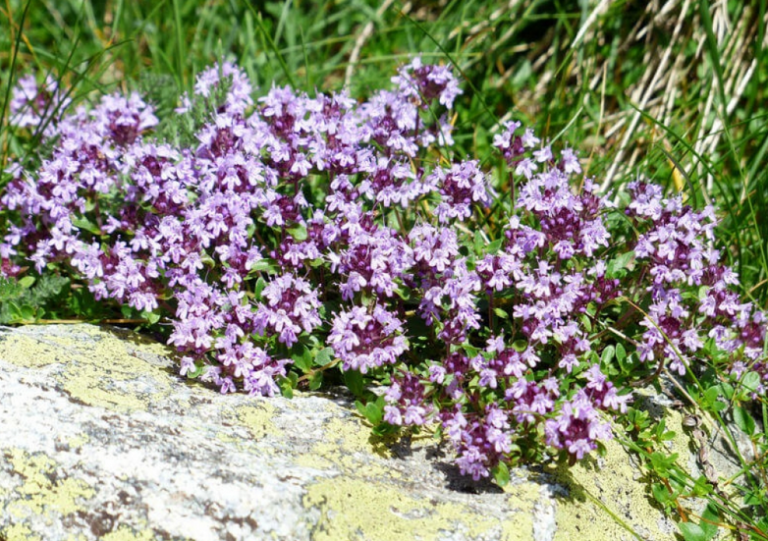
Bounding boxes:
229 402 281 440
296 406 550 540
0 325 175 413
67 433 90 449
304 477 533 541
5 449 94 521
0 334 60 368
294 413 396 479
1 523 41 541
499 482 541 540
552 435 675 541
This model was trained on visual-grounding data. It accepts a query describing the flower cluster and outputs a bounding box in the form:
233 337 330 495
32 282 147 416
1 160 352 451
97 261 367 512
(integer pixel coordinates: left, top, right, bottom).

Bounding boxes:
2 59 765 481
329 304 407 373
626 181 766 384
9 74 71 132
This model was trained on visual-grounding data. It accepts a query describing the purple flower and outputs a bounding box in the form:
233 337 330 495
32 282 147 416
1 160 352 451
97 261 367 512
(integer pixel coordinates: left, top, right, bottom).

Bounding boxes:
328 304 407 373
253 273 322 347
384 372 432 426
429 161 493 222
9 74 71 132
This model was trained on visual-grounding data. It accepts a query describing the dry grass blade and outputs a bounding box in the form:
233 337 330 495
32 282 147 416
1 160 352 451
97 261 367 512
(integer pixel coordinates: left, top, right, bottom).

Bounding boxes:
344 0 397 87
600 0 691 191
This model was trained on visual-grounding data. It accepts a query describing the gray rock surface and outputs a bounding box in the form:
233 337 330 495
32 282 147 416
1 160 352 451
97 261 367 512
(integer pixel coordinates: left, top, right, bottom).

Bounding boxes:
0 324 744 540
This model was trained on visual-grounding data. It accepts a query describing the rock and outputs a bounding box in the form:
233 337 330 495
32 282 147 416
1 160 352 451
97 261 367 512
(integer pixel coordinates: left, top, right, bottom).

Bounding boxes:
0 324 739 541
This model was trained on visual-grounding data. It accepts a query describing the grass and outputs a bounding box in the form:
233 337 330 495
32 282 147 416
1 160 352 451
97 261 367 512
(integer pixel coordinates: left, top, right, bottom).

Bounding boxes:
2 0 768 539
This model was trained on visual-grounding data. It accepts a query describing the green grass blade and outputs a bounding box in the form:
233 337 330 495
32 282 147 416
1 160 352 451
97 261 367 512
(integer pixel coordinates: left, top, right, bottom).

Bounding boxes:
246 4 297 89
0 0 33 172
172 0 187 89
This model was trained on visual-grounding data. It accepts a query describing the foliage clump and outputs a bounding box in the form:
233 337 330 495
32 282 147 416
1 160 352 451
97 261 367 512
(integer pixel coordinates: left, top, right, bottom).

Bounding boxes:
1 61 765 483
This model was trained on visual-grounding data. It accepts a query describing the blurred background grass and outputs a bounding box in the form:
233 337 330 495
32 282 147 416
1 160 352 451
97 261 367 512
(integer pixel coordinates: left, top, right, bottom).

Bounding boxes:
3 1 767 306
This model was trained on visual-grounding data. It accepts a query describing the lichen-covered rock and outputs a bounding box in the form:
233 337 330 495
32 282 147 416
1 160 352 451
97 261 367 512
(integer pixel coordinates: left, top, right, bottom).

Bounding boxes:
0 324 737 541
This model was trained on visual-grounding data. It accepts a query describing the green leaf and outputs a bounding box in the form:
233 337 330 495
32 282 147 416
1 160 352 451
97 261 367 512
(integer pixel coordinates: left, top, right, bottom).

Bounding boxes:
356 397 384 426
308 372 323 391
595 440 607 457
580 314 592 333
395 285 411 301
291 345 313 372
141 310 161 325
487 238 503 255
655 419 676 442
511 59 532 87
355 400 368 420
512 339 528 353
677 504 718 541
703 386 721 407
700 503 720 538
0 278 23 302
493 307 509 319
733 405 756 436
314 347 334 367
628 407 650 430
678 522 708 541
606 250 635 277
72 217 102 235
615 343 626 363
718 381 734 401
19 304 35 321
652 483 672 505
691 475 711 498
461 343 480 357
743 489 763 506
279 372 298 398
253 276 267 299
473 230 485 253
185 361 206 379
287 223 308 241
600 345 615 366
492 461 510 487
659 429 677 442
248 260 275 273
741 372 761 395
650 451 678 478
372 421 399 437
344 369 364 398
18 276 35 289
